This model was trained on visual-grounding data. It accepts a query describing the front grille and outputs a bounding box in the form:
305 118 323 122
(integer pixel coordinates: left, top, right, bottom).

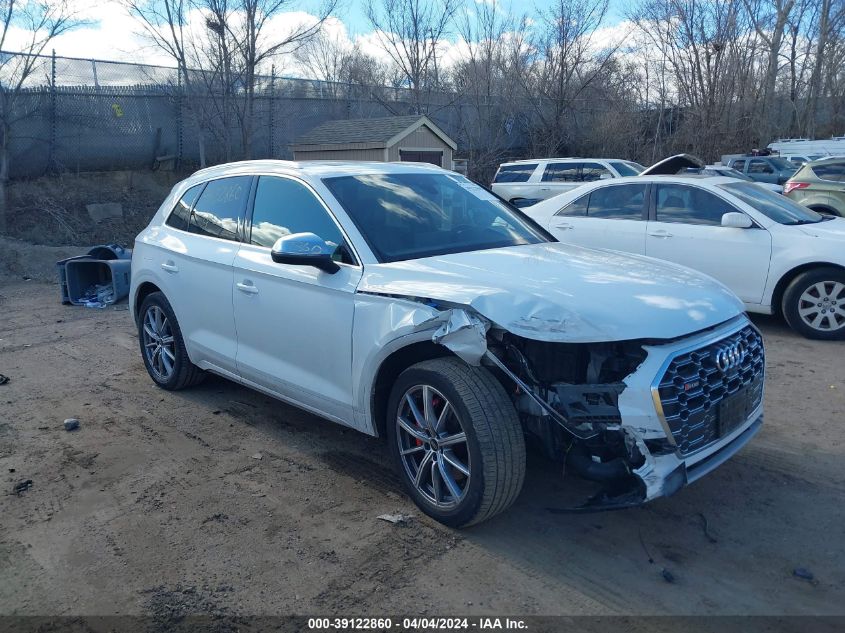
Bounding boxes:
656 325 765 456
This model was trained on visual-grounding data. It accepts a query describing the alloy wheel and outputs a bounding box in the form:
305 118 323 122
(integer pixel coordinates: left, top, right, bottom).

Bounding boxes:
798 281 845 332
142 305 177 381
396 385 471 509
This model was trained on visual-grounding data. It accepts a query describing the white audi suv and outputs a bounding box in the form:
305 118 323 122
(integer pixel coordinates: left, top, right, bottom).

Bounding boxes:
130 161 764 526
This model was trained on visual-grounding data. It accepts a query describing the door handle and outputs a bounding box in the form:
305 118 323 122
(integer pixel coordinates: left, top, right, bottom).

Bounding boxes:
236 281 259 295
540 187 551 191
648 230 673 238
161 261 179 273
553 222 574 230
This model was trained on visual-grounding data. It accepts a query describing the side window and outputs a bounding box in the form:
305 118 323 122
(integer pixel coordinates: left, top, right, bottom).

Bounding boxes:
250 176 350 263
188 176 252 241
556 193 588 217
493 164 537 183
166 184 203 231
732 159 746 171
581 162 612 182
812 163 845 182
543 162 582 182
655 185 737 226
586 184 646 220
748 159 773 174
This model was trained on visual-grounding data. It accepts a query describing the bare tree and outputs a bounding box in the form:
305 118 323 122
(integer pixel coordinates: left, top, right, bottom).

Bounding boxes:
365 0 461 113
0 0 78 231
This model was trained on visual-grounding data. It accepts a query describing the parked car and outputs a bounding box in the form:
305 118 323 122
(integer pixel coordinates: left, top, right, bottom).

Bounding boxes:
491 158 645 207
524 174 845 339
779 154 826 168
768 137 845 158
724 155 796 185
783 157 845 217
693 165 783 194
130 160 764 526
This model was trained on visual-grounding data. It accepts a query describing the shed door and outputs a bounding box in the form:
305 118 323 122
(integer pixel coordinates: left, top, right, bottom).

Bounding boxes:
399 149 442 167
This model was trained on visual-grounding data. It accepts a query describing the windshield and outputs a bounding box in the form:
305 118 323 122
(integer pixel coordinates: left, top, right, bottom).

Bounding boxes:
768 157 795 171
719 182 825 225
322 173 548 262
609 161 644 176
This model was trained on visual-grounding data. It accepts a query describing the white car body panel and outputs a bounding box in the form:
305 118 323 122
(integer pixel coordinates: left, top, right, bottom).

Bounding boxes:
130 160 764 506
525 175 845 315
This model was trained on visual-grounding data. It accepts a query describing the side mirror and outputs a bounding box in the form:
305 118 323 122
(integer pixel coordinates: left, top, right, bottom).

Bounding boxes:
721 212 753 229
271 232 340 273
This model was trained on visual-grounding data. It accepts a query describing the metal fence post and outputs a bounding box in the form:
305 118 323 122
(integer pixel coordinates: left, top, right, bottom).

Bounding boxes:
269 65 275 158
176 71 183 169
48 49 57 174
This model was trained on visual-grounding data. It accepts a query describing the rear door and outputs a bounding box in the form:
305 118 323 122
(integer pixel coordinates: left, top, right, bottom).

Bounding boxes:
645 183 772 303
232 174 362 423
548 182 648 253
156 176 252 372
747 159 778 184
537 161 585 199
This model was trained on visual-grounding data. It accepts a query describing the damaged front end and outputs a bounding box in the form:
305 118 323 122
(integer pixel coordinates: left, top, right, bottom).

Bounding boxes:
425 307 662 510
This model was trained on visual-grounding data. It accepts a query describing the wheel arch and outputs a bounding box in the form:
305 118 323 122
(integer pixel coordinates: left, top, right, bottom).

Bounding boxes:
771 262 845 316
371 341 456 439
133 281 163 323
806 204 842 217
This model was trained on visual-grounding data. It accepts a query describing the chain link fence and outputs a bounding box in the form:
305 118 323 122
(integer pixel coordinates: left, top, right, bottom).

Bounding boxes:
3 51 539 180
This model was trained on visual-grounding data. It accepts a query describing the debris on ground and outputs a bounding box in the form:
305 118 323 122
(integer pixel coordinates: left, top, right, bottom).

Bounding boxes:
0 374 9 385
697 512 718 544
251 453 263 460
793 567 816 583
63 418 80 431
661 568 675 583
13 480 33 496
377 513 413 524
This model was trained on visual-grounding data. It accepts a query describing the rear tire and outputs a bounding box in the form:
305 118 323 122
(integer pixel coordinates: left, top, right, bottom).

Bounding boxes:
386 358 525 527
138 291 206 389
782 267 845 340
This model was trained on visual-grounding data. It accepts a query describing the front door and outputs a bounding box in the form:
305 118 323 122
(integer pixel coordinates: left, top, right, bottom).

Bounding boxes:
233 175 363 424
645 183 772 304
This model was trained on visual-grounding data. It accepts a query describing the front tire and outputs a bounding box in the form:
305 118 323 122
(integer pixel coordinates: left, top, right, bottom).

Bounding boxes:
386 358 525 527
138 291 206 389
782 267 845 340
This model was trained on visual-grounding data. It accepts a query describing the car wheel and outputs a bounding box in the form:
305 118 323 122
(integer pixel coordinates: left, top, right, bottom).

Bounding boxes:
386 358 525 527
138 291 206 389
782 267 845 340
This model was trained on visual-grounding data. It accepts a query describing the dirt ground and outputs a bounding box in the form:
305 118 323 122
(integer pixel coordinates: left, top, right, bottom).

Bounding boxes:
0 279 843 619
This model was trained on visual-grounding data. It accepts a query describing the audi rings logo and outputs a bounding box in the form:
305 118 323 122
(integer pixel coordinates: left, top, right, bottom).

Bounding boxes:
713 341 747 372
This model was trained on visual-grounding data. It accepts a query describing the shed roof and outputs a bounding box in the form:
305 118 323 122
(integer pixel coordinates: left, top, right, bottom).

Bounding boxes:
293 115 457 150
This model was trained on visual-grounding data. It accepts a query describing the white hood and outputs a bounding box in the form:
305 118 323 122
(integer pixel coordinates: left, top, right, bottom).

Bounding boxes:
358 243 744 343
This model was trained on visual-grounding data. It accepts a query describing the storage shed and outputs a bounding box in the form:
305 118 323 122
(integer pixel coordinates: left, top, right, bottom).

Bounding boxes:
292 115 457 169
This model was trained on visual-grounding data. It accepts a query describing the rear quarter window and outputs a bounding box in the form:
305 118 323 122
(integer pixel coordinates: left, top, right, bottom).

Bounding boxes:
166 184 204 231
811 163 845 183
493 164 538 183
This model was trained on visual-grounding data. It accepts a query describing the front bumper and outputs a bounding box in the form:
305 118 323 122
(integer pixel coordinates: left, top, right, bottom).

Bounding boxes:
635 412 763 502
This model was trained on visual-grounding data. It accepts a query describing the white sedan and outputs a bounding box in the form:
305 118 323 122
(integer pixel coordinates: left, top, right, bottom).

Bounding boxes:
524 174 845 339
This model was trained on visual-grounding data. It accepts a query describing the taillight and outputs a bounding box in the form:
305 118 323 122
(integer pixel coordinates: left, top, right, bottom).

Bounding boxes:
783 182 810 195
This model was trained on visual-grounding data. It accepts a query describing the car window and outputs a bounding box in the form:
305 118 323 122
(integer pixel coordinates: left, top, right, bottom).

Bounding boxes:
250 176 351 262
748 159 774 174
322 173 547 263
493 164 537 183
581 162 612 182
655 184 737 226
718 182 825 225
542 162 582 182
811 162 845 182
732 159 746 171
556 192 588 217
586 184 646 220
608 161 643 177
188 176 251 241
166 183 203 232
788 158 805 167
